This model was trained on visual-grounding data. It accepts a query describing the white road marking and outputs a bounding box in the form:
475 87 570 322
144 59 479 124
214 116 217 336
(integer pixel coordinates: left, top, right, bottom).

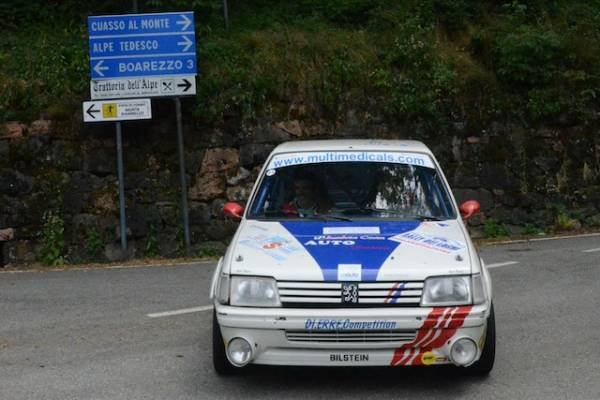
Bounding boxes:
486 261 519 269
147 305 213 318
582 248 600 253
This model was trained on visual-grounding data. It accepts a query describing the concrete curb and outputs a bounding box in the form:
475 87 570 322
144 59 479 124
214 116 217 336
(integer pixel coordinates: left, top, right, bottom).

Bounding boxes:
0 258 217 274
478 232 600 246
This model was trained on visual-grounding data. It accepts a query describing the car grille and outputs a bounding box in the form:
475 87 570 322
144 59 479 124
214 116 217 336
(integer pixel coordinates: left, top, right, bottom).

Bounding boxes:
285 329 417 343
277 280 424 308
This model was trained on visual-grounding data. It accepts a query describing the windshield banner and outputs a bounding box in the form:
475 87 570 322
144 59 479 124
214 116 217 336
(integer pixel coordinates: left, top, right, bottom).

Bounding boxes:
267 151 435 170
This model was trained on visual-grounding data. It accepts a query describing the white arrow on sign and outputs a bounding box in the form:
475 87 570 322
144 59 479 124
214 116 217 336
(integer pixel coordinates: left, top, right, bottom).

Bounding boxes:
176 14 192 31
177 35 193 52
94 60 109 77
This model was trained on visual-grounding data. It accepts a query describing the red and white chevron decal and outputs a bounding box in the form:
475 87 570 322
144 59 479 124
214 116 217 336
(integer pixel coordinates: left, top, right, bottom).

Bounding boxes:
390 305 473 366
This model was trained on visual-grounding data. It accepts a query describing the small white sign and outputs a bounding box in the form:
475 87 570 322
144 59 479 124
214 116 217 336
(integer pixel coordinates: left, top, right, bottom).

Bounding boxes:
338 264 362 281
323 227 380 234
83 99 152 122
90 75 196 100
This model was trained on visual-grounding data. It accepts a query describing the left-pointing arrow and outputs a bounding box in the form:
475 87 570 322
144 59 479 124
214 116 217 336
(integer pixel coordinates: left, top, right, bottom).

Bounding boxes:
94 60 108 77
86 104 100 119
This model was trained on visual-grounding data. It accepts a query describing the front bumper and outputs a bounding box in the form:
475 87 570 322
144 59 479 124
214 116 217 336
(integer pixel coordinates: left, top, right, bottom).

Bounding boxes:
215 303 490 367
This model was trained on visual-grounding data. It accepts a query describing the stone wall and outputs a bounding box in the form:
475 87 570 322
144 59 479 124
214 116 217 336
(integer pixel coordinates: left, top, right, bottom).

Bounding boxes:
1 102 599 265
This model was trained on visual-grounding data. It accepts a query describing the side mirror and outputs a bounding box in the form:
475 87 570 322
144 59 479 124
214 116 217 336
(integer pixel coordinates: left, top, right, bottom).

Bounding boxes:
223 202 244 219
459 200 480 220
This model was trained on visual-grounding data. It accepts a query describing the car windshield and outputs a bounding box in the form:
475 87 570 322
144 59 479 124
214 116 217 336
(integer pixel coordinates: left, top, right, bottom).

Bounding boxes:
248 152 456 221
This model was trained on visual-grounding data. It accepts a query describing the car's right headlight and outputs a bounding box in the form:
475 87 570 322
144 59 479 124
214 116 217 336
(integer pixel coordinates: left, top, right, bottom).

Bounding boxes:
230 276 281 307
421 275 472 306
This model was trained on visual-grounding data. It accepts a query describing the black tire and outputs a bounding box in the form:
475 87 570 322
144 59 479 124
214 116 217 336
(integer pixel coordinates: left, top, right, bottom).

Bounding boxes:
212 310 238 375
467 303 496 376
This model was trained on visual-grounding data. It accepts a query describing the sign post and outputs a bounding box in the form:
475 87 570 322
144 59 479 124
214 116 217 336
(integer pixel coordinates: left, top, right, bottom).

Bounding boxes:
85 11 197 256
175 97 191 253
116 122 127 251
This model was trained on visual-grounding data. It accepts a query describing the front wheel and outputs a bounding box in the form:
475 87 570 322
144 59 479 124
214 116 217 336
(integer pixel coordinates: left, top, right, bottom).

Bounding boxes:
212 310 238 375
466 303 496 376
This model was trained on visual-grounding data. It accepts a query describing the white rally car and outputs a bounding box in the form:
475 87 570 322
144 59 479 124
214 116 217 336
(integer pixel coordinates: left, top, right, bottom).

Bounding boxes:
210 140 495 375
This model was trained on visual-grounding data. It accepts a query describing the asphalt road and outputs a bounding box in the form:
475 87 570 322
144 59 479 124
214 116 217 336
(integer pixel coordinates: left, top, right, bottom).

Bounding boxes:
1 235 599 400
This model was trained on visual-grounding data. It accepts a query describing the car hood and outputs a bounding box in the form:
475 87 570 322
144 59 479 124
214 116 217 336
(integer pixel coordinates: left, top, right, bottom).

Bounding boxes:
228 219 472 282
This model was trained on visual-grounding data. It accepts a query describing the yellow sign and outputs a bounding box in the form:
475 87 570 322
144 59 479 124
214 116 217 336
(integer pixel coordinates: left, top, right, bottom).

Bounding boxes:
421 351 436 365
102 103 118 118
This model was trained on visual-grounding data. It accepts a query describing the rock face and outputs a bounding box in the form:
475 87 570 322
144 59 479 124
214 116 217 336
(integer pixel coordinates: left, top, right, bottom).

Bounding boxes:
0 116 599 265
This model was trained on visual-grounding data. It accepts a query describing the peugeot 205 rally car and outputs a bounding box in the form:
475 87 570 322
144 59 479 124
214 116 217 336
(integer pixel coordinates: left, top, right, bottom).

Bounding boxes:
210 139 495 375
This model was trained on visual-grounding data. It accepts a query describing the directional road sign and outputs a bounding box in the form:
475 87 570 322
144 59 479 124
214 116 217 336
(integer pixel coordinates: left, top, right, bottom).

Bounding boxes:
90 74 196 100
83 99 152 122
88 12 196 80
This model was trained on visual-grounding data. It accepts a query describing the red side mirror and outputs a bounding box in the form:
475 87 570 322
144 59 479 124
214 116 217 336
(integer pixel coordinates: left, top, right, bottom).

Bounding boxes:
223 202 244 219
459 200 480 220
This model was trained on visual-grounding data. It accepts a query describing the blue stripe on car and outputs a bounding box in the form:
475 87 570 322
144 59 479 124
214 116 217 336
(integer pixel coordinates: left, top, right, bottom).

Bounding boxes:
279 221 420 281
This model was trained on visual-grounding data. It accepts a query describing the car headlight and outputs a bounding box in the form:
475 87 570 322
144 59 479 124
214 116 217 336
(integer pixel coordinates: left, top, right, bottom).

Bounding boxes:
230 276 281 307
421 275 472 306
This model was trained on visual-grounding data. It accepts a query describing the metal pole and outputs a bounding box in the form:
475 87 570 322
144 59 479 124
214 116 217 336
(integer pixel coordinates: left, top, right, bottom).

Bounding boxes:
116 122 128 252
175 97 191 256
223 0 230 30
132 0 138 13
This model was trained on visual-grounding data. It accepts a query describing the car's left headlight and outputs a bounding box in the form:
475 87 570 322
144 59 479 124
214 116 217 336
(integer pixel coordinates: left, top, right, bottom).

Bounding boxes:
230 276 281 307
421 275 472 306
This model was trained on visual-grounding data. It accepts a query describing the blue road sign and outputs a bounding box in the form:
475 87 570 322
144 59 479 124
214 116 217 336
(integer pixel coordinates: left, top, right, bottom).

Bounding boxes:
88 12 196 79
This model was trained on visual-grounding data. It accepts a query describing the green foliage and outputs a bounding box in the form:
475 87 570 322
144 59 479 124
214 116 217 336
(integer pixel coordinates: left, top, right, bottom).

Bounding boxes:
196 245 223 258
297 0 383 23
145 224 160 258
85 228 104 254
483 218 511 238
554 213 577 231
39 211 65 266
495 27 562 87
546 202 580 231
522 224 545 236
1 0 600 129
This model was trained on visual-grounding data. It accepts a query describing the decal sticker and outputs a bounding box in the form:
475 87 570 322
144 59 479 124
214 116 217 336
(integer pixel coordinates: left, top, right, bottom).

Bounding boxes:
267 151 435 170
330 353 370 362
280 221 420 281
390 306 473 366
338 264 361 281
238 232 302 262
304 238 355 246
323 226 380 234
265 168 276 176
388 231 465 254
421 351 436 366
305 319 397 330
384 282 405 304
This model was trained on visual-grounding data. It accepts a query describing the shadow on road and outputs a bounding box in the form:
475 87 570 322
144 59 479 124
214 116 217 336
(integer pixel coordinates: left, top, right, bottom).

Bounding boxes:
203 364 489 399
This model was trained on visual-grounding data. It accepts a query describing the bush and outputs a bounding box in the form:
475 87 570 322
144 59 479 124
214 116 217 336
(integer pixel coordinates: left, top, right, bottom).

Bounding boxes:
495 26 562 87
522 224 545 236
145 224 160 258
39 211 65 266
85 228 104 255
554 213 578 232
483 218 511 238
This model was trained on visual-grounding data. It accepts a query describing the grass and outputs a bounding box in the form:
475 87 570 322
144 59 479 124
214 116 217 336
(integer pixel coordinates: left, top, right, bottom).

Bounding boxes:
2 1 599 131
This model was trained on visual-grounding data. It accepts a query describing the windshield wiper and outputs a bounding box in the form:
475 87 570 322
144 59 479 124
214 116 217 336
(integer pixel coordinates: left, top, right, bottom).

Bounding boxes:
303 214 354 222
413 215 444 221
